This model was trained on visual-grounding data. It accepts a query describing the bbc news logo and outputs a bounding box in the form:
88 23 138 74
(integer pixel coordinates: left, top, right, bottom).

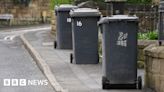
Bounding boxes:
3 79 48 86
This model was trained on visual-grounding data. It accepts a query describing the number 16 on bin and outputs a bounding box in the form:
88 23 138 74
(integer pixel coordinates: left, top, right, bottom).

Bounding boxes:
76 21 82 27
117 32 128 47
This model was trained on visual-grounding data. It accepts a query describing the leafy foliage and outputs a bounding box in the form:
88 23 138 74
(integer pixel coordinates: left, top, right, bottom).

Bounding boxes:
50 0 153 9
50 0 73 9
138 31 158 40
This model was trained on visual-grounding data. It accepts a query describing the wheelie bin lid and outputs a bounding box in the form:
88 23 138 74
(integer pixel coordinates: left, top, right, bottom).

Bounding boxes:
70 8 101 17
98 15 138 25
55 4 77 12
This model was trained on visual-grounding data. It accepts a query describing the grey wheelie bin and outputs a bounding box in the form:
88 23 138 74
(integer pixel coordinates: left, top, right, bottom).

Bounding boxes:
70 8 101 64
98 15 142 89
54 5 77 49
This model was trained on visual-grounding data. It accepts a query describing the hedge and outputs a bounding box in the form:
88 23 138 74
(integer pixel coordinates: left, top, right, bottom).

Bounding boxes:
50 0 153 10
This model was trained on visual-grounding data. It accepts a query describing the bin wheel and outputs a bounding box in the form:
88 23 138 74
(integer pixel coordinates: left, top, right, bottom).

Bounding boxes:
98 56 99 63
102 76 109 89
159 41 162 46
137 76 142 90
54 41 57 49
70 53 73 64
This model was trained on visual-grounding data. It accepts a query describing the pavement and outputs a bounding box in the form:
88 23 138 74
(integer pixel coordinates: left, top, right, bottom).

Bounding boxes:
21 27 146 92
0 32 55 92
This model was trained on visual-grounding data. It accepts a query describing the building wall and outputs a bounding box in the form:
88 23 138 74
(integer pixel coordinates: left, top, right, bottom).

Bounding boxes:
0 0 51 25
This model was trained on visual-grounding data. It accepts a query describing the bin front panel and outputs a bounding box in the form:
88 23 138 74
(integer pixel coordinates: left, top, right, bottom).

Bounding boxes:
72 17 99 64
103 21 138 84
56 11 72 49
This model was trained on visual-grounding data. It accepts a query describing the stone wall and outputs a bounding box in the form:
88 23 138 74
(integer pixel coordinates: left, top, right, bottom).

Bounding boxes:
51 10 56 34
138 40 157 68
144 45 164 92
138 40 157 61
0 0 51 25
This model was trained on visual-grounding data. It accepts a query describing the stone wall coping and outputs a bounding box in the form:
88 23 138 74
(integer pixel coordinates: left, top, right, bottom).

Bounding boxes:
144 44 164 59
138 40 158 49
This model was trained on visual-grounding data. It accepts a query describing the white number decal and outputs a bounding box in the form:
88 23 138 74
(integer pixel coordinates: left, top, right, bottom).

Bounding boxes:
67 18 71 23
76 21 82 27
117 32 128 47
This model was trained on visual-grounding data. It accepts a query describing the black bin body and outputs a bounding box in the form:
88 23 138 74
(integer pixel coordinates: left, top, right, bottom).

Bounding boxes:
99 15 139 88
70 8 101 64
55 5 77 49
159 1 164 44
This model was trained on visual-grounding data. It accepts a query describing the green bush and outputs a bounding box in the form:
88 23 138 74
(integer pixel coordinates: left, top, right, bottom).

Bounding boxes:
138 31 158 40
50 0 73 10
50 0 153 9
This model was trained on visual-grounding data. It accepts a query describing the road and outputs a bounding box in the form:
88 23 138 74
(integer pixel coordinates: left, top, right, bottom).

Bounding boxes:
0 25 55 92
0 25 51 41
